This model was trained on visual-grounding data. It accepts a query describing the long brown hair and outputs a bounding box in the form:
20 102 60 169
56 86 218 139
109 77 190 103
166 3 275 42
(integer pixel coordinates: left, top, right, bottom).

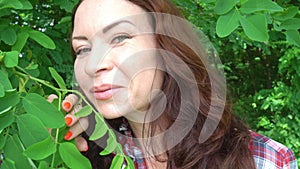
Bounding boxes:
72 0 256 168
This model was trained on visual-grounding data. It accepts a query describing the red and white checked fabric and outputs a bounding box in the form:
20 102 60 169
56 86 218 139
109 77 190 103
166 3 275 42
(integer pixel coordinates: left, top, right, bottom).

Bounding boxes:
118 120 298 169
249 131 298 169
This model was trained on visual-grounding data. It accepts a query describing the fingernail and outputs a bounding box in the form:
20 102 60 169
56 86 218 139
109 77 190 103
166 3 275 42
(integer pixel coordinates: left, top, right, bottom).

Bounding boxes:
83 146 89 152
65 117 72 126
62 101 72 111
64 131 72 140
47 94 58 103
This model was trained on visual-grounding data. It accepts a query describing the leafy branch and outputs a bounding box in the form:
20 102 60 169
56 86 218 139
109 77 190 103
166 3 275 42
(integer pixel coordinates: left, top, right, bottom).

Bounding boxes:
2 66 134 169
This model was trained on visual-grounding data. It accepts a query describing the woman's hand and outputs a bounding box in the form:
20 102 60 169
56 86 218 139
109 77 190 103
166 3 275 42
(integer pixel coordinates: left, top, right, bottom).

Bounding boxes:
47 94 89 152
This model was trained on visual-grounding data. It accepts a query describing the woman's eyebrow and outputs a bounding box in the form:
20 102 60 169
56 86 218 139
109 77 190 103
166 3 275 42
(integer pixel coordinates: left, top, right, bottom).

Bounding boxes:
102 20 134 33
72 36 88 41
72 20 135 41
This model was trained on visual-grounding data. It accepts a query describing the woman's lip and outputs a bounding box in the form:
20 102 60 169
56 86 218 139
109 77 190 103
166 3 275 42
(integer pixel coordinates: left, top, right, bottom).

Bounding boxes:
91 85 122 100
93 89 114 100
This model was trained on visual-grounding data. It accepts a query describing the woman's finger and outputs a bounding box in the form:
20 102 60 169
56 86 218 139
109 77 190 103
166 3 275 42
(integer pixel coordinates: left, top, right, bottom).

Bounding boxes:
64 104 82 127
62 94 79 112
75 136 89 152
46 94 58 135
47 94 58 103
64 116 89 140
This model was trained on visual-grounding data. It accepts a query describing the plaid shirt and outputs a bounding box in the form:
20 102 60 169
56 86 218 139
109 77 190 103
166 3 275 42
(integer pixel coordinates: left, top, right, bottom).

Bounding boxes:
119 121 298 169
249 131 298 169
118 120 147 169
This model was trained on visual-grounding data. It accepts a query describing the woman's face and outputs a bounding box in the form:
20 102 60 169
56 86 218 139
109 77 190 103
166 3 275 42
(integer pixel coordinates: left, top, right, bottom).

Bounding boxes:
72 0 164 121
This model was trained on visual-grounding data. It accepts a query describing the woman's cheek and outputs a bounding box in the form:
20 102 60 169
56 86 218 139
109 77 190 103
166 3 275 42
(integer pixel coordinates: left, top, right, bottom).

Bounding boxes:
74 60 88 89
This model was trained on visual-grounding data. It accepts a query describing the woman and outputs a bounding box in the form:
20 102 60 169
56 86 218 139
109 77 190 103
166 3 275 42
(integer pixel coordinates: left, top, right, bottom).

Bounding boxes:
62 0 298 168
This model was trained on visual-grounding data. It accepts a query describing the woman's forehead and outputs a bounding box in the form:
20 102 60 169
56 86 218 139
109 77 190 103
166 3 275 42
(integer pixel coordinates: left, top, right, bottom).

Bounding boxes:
75 0 145 25
73 0 152 39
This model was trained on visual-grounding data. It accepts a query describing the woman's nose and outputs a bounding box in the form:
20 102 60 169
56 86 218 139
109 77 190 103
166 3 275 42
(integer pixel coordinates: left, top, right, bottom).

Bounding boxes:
84 44 114 76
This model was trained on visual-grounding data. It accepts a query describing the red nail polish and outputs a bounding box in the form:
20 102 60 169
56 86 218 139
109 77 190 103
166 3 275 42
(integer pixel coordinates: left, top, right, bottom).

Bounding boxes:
64 131 72 140
62 101 72 111
65 117 72 126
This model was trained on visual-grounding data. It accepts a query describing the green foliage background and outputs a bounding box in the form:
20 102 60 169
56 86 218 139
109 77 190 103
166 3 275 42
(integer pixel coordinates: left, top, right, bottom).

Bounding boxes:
172 0 300 165
0 0 299 168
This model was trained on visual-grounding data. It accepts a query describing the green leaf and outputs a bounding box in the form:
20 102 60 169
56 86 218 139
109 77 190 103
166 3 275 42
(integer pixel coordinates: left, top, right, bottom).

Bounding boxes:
240 0 283 14
37 161 49 169
0 110 14 131
38 161 49 169
19 0 33 9
89 114 107 140
22 93 65 128
0 83 4 97
278 18 300 30
75 105 93 117
0 51 4 62
0 0 23 9
28 30 56 49
25 63 39 70
59 142 92 169
56 0 79 13
214 0 238 15
0 69 12 90
49 67 66 90
100 132 118 155
240 14 269 42
89 120 107 141
0 8 11 17
24 136 56 160
272 6 299 21
201 0 216 3
24 62 40 77
125 156 135 169
0 132 6 149
216 8 240 37
285 30 300 47
1 27 17 45
0 89 19 112
12 31 29 52
1 158 16 169
240 0 248 4
3 134 32 169
0 106 12 115
28 85 45 97
110 154 124 169
4 51 19 68
17 114 49 147
58 16 72 24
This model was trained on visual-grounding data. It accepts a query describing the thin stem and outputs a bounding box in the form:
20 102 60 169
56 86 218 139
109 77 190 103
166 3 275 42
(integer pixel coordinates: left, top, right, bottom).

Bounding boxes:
17 135 37 168
58 92 62 110
18 76 29 93
15 66 71 94
51 93 62 168
15 71 59 94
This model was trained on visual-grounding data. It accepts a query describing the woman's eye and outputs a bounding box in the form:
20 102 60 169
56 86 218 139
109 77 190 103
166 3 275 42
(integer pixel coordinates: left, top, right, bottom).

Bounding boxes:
76 47 91 56
111 34 130 44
